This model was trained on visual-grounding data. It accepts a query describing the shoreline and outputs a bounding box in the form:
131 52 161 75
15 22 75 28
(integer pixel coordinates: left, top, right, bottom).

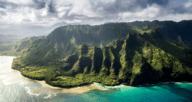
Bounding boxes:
19 69 192 94
8 56 192 94
7 57 109 94
8 57 107 94
35 80 192 94
35 80 109 94
12 67 109 94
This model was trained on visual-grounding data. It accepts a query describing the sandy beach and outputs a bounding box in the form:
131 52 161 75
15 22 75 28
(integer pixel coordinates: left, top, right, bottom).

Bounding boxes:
36 80 109 94
105 84 126 88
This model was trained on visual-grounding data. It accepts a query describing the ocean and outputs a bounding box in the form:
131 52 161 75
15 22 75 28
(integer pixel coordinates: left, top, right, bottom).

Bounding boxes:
0 56 192 102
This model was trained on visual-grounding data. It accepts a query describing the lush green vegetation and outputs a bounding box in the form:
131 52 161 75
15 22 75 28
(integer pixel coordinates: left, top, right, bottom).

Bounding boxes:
12 29 192 87
10 20 192 87
46 74 119 87
130 20 192 48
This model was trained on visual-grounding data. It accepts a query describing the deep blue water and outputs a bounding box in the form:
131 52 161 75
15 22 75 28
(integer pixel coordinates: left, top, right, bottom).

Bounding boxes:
0 56 192 102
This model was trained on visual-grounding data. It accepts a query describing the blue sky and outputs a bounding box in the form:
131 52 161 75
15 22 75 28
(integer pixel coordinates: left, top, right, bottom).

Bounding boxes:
0 0 191 36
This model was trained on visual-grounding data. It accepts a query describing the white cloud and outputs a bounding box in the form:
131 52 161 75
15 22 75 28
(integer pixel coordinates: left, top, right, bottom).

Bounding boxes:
185 0 192 8
67 0 99 17
41 9 47 17
0 0 191 36
58 11 66 18
56 7 71 12
0 6 36 24
119 4 161 21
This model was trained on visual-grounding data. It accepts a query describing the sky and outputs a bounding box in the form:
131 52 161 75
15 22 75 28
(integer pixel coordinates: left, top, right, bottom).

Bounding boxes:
0 0 192 37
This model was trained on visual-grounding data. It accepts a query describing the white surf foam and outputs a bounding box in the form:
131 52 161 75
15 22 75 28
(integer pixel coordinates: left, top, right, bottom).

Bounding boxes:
44 95 52 99
24 86 40 96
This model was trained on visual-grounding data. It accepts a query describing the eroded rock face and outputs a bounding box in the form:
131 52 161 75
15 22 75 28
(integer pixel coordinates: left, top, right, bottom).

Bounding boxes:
130 62 159 86
56 33 192 86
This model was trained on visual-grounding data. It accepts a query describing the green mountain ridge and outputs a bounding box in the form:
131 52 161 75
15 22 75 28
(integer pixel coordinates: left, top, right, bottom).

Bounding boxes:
1 20 192 57
129 20 192 48
11 29 192 87
19 24 138 66
15 20 192 66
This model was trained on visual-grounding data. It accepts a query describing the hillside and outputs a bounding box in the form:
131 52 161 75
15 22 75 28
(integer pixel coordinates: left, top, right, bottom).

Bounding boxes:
12 29 192 87
18 23 139 66
16 20 192 67
129 20 192 48
0 36 45 56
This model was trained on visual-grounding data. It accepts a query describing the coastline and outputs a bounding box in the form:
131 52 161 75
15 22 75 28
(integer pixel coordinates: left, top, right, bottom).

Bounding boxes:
35 80 109 94
9 56 109 94
18 69 192 94
35 80 192 94
1 56 108 94
9 56 192 94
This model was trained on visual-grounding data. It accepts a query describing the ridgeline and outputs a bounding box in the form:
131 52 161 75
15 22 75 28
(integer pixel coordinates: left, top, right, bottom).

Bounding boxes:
9 20 192 87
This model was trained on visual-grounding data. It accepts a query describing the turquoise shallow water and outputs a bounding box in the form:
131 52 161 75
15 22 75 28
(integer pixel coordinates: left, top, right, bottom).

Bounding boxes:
53 83 192 102
0 56 192 102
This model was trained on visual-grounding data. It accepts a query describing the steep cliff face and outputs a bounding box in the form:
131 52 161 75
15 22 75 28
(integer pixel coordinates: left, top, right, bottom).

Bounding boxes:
38 32 192 87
